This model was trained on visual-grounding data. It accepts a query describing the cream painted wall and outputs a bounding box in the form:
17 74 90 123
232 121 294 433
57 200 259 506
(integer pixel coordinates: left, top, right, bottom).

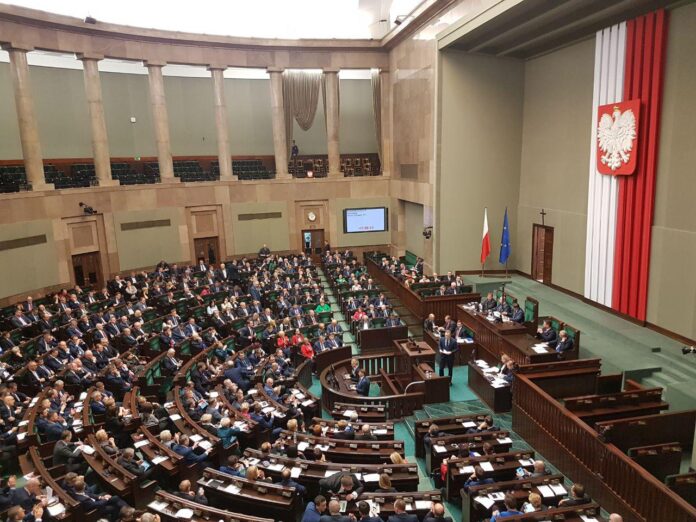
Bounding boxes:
112 208 187 270
647 2 696 341
230 201 290 255
404 201 424 257
101 71 157 159
225 79 274 156
0 220 60 297
31 67 92 158
438 50 524 272
164 76 217 156
340 79 378 154
0 63 22 159
515 38 595 293
331 197 391 247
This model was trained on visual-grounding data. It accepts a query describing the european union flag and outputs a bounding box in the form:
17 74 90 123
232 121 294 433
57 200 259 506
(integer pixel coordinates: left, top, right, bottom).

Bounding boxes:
499 208 511 264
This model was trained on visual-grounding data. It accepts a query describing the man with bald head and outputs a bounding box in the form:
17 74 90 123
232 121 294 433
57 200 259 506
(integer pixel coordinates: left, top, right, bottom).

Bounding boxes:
424 503 453 522
609 515 623 522
318 499 351 522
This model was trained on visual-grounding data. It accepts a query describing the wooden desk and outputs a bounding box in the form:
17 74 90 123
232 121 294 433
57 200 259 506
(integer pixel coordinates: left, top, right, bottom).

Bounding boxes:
425 430 513 472
394 339 436 370
414 414 490 458
445 450 536 500
243 448 419 496
200 468 300 522
358 324 409 351
458 306 575 365
414 363 450 404
310 417 395 440
628 442 682 482
277 430 405 464
467 362 512 412
462 474 566 522
148 490 273 522
315 344 353 375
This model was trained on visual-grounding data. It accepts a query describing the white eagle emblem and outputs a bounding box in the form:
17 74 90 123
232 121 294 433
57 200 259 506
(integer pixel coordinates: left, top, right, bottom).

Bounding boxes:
597 106 637 171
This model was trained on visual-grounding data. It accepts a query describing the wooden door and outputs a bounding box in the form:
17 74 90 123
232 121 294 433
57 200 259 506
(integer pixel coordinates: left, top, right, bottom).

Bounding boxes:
72 252 103 290
531 225 554 284
302 229 325 261
194 237 220 265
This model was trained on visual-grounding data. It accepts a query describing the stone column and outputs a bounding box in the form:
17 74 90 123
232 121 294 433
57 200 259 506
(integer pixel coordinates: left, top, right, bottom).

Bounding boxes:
145 61 175 181
2 44 52 190
79 55 117 187
208 66 233 181
267 67 289 178
324 69 341 177
379 70 392 177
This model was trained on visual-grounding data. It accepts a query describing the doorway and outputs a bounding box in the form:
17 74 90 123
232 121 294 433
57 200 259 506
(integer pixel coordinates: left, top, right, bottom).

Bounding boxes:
72 252 103 290
194 237 220 265
531 225 554 284
302 229 325 261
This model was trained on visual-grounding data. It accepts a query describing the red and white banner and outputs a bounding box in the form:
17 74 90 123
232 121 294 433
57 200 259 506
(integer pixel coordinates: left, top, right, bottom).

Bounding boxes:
584 10 668 321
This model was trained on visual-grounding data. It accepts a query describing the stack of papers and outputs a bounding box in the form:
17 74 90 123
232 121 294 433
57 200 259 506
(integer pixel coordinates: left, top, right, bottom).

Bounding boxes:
47 504 66 517
475 359 489 368
168 414 181 421
497 437 513 444
462 421 477 428
363 473 380 482
433 445 447 453
297 441 309 452
474 496 495 509
324 470 340 477
550 483 568 495
415 500 433 510
175 509 194 519
79 445 95 455
342 410 357 418
147 501 168 512
267 463 284 472
491 378 509 388
151 455 168 465
580 516 599 522
290 467 302 478
480 462 494 472
537 485 555 498
459 465 475 474
518 458 534 466
532 345 549 354
373 429 387 435
134 439 149 448
224 484 241 494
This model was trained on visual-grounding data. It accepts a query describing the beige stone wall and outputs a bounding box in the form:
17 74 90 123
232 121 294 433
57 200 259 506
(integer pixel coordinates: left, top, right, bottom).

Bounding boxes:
647 2 696 341
515 38 595 293
0 219 60 298
438 50 524 273
112 208 188 270
404 201 425 258
230 201 290 255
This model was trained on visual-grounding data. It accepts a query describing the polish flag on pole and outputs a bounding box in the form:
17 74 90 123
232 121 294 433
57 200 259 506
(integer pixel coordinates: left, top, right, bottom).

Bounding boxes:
481 207 491 265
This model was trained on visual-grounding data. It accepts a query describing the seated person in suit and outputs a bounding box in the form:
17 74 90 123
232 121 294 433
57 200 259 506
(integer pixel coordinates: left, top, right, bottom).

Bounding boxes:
175 479 208 505
385 313 401 327
481 292 497 312
172 433 212 464
356 369 370 397
555 330 574 353
52 429 86 473
558 483 591 507
521 492 547 513
386 499 418 522
424 424 445 448
354 424 377 441
502 359 517 384
278 468 307 497
496 296 512 316
491 494 523 521
423 313 437 333
357 500 382 522
510 301 525 324
319 472 363 501
71 476 128 520
536 320 557 346
424 503 453 522
320 499 352 522
219 455 245 477
463 465 494 490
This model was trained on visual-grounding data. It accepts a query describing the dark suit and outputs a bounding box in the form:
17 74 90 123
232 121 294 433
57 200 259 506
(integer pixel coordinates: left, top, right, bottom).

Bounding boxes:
511 308 525 324
356 376 370 397
386 514 418 522
320 516 352 522
555 338 574 353
538 328 557 346
438 337 457 378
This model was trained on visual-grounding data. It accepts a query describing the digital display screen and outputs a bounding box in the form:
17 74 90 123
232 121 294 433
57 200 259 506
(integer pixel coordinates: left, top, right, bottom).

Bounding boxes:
343 207 388 233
